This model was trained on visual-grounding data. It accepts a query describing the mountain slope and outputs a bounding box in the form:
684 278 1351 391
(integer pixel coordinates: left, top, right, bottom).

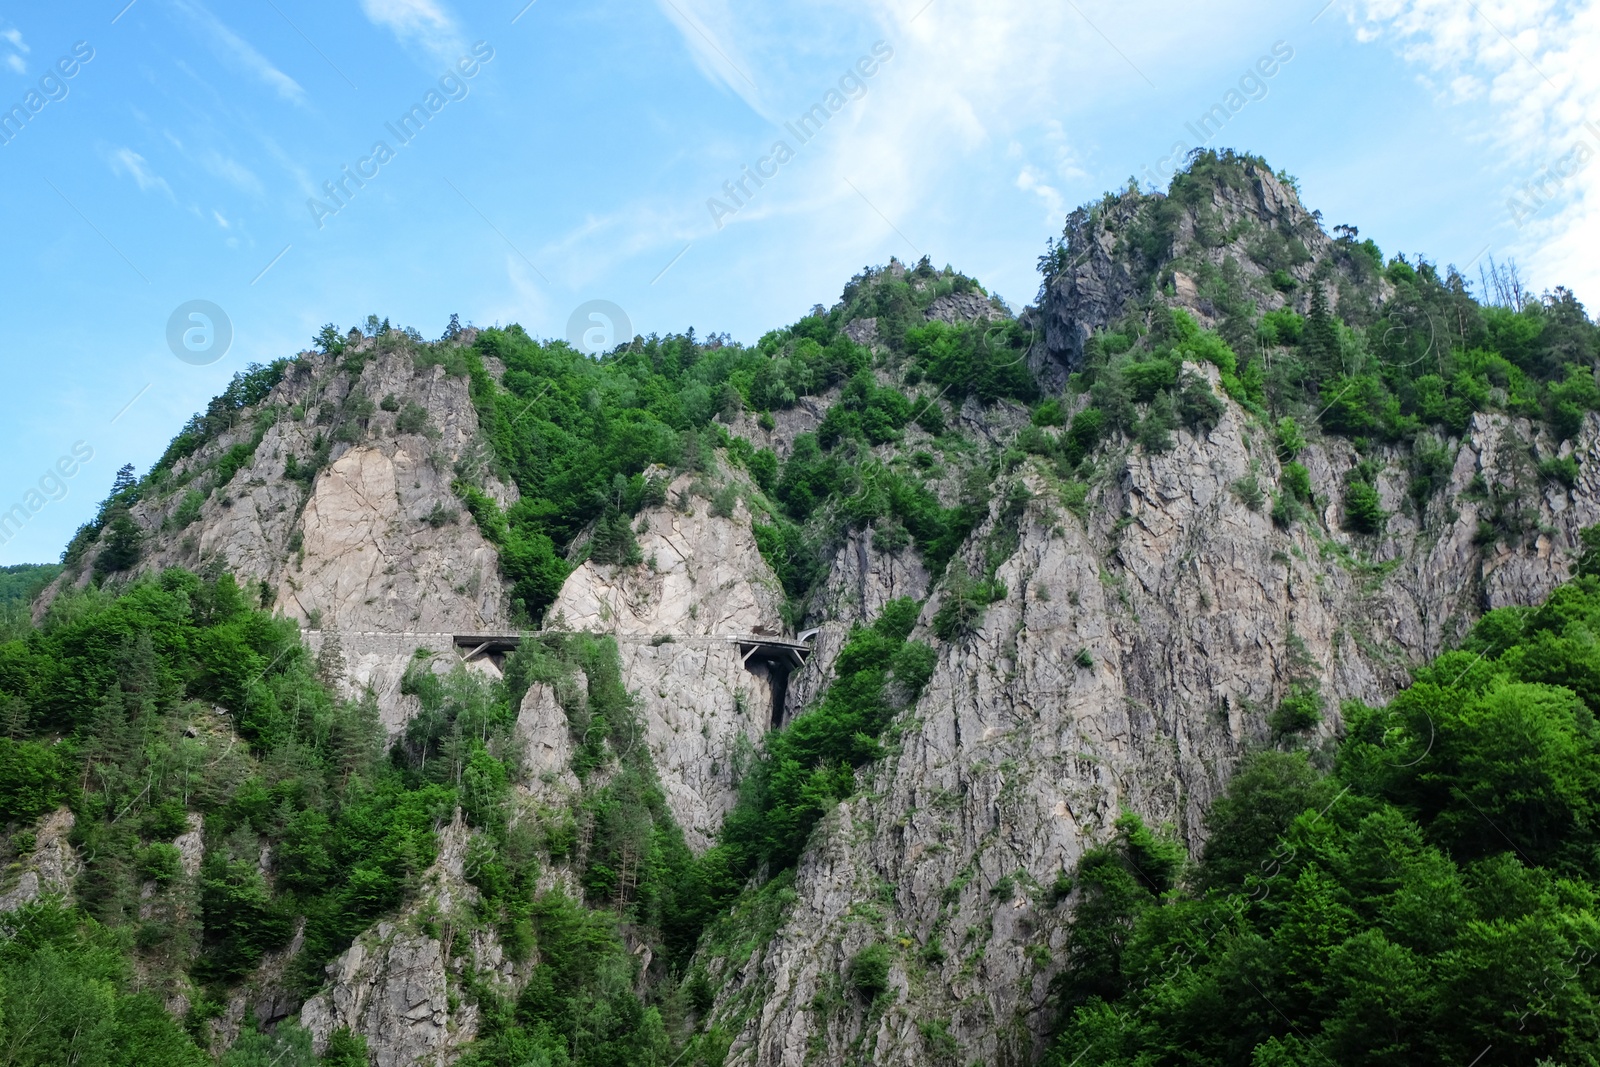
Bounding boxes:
3 149 1599 1066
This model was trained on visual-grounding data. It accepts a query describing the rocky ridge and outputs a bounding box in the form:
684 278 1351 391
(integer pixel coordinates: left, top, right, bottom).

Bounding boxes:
23 156 1600 1067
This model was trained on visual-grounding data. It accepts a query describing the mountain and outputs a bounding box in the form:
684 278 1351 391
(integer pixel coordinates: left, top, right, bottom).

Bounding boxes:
4 149 1600 1066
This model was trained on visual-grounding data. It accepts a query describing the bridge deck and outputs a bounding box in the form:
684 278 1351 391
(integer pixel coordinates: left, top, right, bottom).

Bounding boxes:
444 631 813 667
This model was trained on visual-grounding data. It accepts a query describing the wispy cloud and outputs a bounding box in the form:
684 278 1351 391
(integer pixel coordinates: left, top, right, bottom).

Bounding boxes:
1350 0 1600 301
2 25 26 74
652 0 769 116
171 0 308 106
359 0 467 66
1016 163 1064 225
199 150 265 196
108 147 176 200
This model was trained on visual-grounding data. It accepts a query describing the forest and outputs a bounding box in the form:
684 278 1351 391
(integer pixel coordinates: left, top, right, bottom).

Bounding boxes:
1044 546 1600 1065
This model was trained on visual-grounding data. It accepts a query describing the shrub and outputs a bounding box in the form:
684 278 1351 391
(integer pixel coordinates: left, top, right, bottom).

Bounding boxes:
1231 472 1265 511
1270 492 1301 529
849 943 892 1002
171 490 206 530
1274 416 1306 458
137 843 183 886
395 402 434 436
1540 455 1580 489
0 738 74 823
1342 477 1386 535
1281 461 1312 503
1270 684 1322 736
1178 375 1224 433
1032 399 1064 427
1137 394 1177 453
588 510 642 567
933 578 985 641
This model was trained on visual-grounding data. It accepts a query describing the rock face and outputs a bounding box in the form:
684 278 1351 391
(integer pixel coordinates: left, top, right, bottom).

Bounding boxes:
1026 162 1385 389
303 923 454 1067
58 345 514 725
276 443 504 633
514 681 581 807
0 807 79 912
545 473 789 849
301 815 521 1066
705 379 1600 1066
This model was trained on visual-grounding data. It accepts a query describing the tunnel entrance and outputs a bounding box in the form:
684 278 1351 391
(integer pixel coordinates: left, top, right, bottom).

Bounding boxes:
735 635 814 730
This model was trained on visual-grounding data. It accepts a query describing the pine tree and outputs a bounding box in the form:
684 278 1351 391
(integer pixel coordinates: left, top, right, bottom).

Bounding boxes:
110 463 137 497
316 629 346 690
94 513 143 578
1303 279 1340 374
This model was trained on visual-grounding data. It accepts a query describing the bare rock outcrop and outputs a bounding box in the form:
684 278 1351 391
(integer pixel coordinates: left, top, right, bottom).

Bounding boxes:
1027 161 1389 390
54 347 516 728
514 681 581 807
0 807 79 912
708 388 1600 1067
301 814 520 1066
545 472 787 849
276 443 503 633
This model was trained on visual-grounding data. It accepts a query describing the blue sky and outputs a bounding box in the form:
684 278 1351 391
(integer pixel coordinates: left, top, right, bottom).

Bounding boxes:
2 0 1597 564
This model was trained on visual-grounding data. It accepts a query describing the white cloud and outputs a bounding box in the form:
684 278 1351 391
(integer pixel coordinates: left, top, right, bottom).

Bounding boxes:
2 25 25 74
200 151 264 196
652 0 774 117
359 0 467 66
171 0 307 105
1017 164 1064 225
1351 0 1600 303
108 148 176 199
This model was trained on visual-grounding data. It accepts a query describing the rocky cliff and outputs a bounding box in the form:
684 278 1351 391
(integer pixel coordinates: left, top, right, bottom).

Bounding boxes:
22 150 1600 1067
54 338 516 731
543 470 788 849
702 378 1600 1067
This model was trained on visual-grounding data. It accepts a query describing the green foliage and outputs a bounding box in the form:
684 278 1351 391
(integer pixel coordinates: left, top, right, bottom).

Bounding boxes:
0 564 61 610
0 900 210 1066
458 285 1013 623
314 324 346 356
171 489 206 530
394 401 434 437
587 509 642 566
1273 416 1305 459
1040 155 1600 497
1540 455 1580 489
320 1026 369 1066
1342 464 1386 535
1280 461 1312 503
0 568 486 1013
221 1023 317 1066
1032 398 1064 427
1177 374 1224 433
1044 562 1600 1066
147 362 293 480
1269 683 1322 736
849 942 892 1002
712 599 935 887
1578 524 1600 578
1230 470 1265 512
904 319 1038 405
0 737 75 824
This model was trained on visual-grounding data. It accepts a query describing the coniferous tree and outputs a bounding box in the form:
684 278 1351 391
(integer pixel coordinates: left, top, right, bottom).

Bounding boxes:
1303 276 1340 375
